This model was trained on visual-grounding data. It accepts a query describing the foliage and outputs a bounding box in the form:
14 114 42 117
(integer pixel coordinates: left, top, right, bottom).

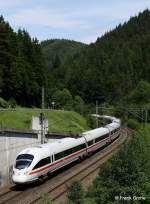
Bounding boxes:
0 97 8 108
86 130 150 203
49 89 86 114
127 118 140 130
41 9 150 107
41 193 53 204
51 88 73 109
8 98 17 106
83 198 96 204
129 80 150 104
67 181 84 204
41 39 86 70
73 96 84 115
0 16 48 107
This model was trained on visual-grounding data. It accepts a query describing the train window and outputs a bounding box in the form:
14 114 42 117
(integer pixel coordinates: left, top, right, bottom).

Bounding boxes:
80 143 86 149
33 157 51 170
16 154 34 161
95 134 109 143
63 146 79 158
88 140 93 146
55 143 86 160
71 147 76 154
55 148 74 160
55 152 64 160
95 137 101 143
15 160 32 170
74 143 85 151
64 148 74 157
15 154 34 170
101 134 109 140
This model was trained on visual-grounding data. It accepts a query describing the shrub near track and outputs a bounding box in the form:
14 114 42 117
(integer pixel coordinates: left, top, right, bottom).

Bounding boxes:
86 129 150 204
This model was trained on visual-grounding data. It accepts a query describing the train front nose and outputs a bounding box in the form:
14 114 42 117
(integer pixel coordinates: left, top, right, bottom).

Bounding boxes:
12 175 27 184
12 169 28 184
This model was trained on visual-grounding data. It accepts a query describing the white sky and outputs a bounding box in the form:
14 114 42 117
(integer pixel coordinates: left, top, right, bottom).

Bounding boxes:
0 0 150 43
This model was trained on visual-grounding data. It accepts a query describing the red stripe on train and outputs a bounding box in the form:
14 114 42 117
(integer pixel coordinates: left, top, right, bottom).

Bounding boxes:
29 137 110 175
29 148 86 175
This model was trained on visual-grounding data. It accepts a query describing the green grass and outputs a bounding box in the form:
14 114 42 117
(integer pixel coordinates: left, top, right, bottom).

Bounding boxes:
0 108 90 133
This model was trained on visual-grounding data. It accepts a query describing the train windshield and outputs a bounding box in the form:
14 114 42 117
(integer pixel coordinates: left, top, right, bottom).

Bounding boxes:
16 154 34 160
15 154 34 170
15 160 32 169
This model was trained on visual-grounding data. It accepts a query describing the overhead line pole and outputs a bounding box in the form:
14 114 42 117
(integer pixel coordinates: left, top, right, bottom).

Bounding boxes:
145 109 148 127
41 86 45 144
96 100 98 128
42 86 45 111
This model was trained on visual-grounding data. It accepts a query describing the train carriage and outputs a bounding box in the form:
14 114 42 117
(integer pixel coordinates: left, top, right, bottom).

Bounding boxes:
12 115 121 184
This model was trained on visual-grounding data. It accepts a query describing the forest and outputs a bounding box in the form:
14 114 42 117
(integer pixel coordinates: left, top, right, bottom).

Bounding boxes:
0 16 48 107
41 9 150 111
0 9 150 111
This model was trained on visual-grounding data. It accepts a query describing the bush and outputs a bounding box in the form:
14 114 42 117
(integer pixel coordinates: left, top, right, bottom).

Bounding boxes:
127 118 140 129
0 97 8 108
8 98 17 106
51 88 73 109
86 131 150 204
83 198 96 204
67 181 84 204
130 80 150 104
41 193 53 204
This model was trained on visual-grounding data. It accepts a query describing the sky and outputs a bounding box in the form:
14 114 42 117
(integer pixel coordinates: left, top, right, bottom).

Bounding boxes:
0 0 150 44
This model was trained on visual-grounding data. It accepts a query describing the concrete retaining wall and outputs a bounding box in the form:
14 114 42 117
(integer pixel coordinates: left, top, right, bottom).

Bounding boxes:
0 129 40 187
0 129 78 188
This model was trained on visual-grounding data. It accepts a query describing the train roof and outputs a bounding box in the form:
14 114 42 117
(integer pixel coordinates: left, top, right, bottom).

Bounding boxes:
92 114 120 123
82 120 120 141
18 137 85 159
17 115 121 160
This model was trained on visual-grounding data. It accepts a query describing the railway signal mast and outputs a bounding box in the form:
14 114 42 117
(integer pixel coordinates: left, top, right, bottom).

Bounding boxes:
40 86 45 144
96 100 99 128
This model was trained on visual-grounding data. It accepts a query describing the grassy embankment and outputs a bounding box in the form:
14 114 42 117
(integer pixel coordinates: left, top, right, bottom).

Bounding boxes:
0 108 90 133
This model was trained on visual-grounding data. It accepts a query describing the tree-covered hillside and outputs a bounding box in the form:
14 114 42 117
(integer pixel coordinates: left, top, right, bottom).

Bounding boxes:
0 16 48 107
43 9 150 106
41 39 86 70
0 9 150 109
41 39 86 103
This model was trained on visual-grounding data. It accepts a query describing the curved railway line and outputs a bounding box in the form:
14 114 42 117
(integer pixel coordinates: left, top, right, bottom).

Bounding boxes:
0 128 131 204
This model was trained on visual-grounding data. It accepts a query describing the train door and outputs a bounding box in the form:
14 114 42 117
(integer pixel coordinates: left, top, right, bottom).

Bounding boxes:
82 135 88 156
49 154 56 172
105 126 111 143
51 154 54 163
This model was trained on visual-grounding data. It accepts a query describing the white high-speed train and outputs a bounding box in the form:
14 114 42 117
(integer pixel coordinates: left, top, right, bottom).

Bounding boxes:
12 116 121 184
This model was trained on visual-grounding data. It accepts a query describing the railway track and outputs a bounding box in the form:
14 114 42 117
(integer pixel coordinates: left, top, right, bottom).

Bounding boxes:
0 128 131 204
